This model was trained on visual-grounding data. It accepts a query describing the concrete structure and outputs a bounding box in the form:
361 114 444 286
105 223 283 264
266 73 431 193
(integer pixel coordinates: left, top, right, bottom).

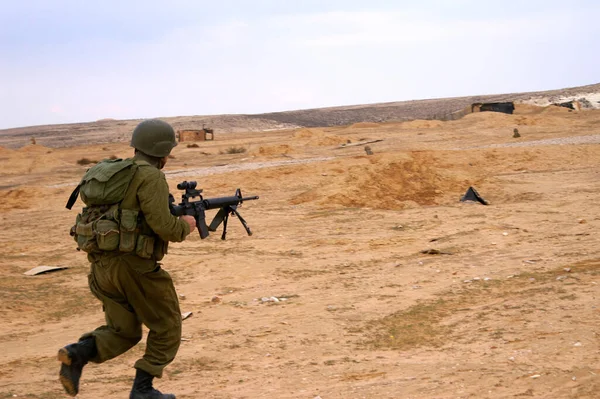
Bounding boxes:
177 128 214 142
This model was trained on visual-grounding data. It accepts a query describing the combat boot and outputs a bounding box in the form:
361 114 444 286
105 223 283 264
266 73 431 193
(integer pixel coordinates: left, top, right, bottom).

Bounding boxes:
130 368 176 399
57 337 97 396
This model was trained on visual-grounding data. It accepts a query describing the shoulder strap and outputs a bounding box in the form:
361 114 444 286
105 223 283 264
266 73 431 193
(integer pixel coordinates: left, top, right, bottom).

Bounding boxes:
65 183 83 210
119 160 144 210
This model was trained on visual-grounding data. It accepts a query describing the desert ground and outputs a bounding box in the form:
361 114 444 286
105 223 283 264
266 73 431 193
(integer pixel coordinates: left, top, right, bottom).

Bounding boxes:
0 103 599 398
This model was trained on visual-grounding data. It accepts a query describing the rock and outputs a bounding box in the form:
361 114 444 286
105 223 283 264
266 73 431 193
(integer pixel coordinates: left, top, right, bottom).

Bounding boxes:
211 296 222 303
502 232 509 236
574 342 582 347
530 374 541 379
564 268 572 272
181 312 193 320
179 294 186 300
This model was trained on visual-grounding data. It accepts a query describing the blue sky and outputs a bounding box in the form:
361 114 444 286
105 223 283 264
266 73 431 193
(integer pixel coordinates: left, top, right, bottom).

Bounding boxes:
1 0 599 129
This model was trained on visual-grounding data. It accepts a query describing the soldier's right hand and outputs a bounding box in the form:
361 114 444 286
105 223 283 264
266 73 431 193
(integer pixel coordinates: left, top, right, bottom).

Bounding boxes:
180 215 196 233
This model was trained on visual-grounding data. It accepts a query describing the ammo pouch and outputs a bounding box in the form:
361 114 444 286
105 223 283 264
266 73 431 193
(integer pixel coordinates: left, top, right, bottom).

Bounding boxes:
119 209 154 258
119 209 138 253
71 204 121 253
71 206 158 258
136 235 155 259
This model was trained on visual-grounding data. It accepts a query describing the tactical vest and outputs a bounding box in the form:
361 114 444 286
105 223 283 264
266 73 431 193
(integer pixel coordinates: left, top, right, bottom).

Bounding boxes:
66 158 161 259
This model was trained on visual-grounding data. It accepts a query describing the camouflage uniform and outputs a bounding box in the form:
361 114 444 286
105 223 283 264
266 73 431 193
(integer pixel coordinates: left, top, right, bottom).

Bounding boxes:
80 151 190 377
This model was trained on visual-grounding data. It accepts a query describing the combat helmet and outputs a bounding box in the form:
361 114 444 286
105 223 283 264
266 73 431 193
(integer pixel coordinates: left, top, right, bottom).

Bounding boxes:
130 119 178 157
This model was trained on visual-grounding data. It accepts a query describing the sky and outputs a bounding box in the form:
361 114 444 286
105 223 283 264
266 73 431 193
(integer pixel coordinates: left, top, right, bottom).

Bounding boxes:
1 0 599 129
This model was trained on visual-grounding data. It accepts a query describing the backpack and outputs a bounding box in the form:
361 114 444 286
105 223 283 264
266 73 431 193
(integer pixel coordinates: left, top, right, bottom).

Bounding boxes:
66 158 141 254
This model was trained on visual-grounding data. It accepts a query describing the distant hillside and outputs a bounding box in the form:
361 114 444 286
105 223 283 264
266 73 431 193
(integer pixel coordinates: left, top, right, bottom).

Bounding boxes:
1 83 599 149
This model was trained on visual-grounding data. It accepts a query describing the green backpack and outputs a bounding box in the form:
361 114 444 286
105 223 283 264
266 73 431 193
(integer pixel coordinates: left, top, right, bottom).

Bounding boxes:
66 158 140 254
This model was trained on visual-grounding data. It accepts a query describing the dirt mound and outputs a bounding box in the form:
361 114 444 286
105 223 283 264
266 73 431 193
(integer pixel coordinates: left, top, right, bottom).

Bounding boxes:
255 144 294 156
0 146 14 156
401 120 444 129
350 122 380 128
462 111 516 123
293 128 349 146
307 135 349 146
290 152 461 210
17 144 51 154
293 128 317 138
0 188 32 211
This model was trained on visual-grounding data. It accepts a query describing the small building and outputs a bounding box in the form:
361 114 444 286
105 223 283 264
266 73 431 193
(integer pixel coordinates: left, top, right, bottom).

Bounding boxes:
177 128 214 142
471 102 515 114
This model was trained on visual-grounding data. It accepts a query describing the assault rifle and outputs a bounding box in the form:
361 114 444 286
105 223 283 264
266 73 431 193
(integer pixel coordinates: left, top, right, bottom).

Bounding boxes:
169 181 259 240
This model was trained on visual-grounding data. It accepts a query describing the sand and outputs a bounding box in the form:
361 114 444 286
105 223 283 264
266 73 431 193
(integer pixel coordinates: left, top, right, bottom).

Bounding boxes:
1 106 599 398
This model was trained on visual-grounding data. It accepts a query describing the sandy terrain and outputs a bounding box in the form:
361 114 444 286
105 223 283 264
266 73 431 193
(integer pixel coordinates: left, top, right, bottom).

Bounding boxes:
1 83 599 149
0 103 599 399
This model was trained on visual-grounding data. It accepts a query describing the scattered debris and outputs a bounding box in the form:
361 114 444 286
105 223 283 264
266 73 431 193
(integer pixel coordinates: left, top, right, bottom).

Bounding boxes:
460 186 489 205
260 296 288 303
336 139 383 149
24 266 69 276
420 249 453 255
181 312 193 320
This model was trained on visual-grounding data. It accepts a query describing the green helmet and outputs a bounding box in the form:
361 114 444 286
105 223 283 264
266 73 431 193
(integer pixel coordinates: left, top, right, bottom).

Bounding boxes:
130 119 178 157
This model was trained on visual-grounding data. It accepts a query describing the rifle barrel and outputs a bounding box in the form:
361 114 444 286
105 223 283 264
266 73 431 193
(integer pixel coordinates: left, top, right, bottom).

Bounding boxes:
202 195 259 210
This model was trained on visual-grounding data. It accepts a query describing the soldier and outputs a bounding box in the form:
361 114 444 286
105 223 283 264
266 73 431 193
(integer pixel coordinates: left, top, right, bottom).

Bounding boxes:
58 119 196 399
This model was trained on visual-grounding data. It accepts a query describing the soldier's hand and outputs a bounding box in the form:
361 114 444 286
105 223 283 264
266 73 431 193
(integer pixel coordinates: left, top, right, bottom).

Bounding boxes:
180 215 196 233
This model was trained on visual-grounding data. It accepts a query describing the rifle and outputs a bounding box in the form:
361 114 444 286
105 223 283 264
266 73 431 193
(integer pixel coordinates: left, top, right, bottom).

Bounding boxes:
169 181 259 240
